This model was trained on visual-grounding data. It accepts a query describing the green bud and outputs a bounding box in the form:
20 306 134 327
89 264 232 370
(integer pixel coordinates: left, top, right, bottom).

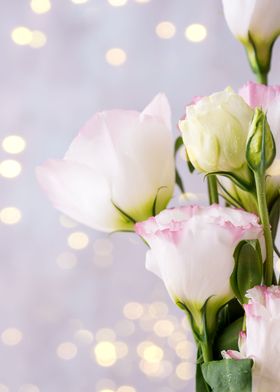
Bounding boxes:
246 108 276 174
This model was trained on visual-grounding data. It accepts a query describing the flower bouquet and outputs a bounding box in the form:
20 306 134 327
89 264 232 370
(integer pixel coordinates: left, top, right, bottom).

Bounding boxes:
37 1 280 391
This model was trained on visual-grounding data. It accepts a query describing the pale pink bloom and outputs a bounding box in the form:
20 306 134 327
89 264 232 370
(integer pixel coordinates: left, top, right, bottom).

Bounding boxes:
135 205 263 310
37 94 175 232
239 81 280 178
222 0 280 45
223 285 280 392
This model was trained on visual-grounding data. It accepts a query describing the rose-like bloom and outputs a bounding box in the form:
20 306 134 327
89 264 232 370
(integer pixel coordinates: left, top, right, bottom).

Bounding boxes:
223 285 280 392
222 0 280 74
37 94 175 232
179 87 253 175
135 205 263 331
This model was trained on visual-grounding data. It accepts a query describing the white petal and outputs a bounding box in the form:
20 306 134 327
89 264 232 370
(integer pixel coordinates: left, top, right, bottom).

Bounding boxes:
141 93 171 130
36 159 131 232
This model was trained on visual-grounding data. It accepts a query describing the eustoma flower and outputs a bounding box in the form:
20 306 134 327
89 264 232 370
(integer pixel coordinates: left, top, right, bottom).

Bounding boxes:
179 87 253 176
223 286 280 392
222 0 280 80
135 205 263 332
37 94 175 232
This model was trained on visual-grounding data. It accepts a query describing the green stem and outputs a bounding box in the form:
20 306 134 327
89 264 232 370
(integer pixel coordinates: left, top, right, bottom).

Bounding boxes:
207 175 219 205
256 71 268 85
200 340 212 363
254 172 274 285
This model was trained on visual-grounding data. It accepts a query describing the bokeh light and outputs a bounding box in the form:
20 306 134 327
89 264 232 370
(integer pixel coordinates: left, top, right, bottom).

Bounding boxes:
2 135 26 154
175 340 194 359
1 328 22 346
115 341 128 359
0 385 9 392
56 342 77 360
153 319 175 337
11 27 33 45
93 238 113 255
96 328 116 342
155 22 176 39
67 231 89 250
71 0 89 4
185 23 207 42
29 31 47 49
93 341 117 367
176 361 195 380
0 207 22 225
106 48 127 66
108 0 127 6
30 0 51 14
123 302 143 320
56 252 77 269
74 329 94 344
0 159 22 178
117 387 136 392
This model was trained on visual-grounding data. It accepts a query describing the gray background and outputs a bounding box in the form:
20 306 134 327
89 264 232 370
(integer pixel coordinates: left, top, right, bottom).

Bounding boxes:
0 0 279 391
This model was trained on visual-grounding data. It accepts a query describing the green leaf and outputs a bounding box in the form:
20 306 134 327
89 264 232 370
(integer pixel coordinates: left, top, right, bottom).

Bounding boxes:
196 349 211 392
174 135 183 155
230 240 263 304
205 171 253 192
175 168 185 193
246 108 276 174
215 317 243 356
202 359 253 392
269 195 280 241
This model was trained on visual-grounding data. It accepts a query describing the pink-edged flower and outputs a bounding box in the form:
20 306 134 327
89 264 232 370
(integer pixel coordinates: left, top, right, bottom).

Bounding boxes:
36 94 175 232
223 285 280 392
239 81 280 179
135 205 263 330
222 0 280 73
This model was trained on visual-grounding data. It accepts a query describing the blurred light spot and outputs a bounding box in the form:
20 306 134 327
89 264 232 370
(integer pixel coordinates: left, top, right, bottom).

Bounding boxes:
134 0 150 3
96 379 116 391
67 231 89 250
115 319 135 337
30 31 47 48
74 329 94 344
71 0 88 3
123 302 143 320
148 302 169 318
1 328 22 346
56 342 77 360
99 390 114 392
93 238 113 256
176 361 195 380
108 0 127 6
93 341 117 367
30 0 51 14
175 340 194 360
143 344 163 363
1 207 21 225
56 252 77 270
155 21 176 39
11 27 32 45
153 320 175 337
185 24 207 42
115 341 128 359
139 360 160 376
69 318 83 329
181 316 191 331
106 48 127 66
2 135 26 154
0 386 8 392
117 387 136 392
96 328 116 342
59 215 78 228
0 160 22 178
18 385 40 392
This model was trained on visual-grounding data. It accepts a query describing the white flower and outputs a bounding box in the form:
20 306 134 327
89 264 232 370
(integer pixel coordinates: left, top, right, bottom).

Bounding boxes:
222 0 280 72
135 205 263 330
223 285 280 392
179 87 253 174
36 94 175 232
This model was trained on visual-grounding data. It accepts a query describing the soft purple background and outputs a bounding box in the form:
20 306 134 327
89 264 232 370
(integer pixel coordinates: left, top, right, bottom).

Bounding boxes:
0 1 280 391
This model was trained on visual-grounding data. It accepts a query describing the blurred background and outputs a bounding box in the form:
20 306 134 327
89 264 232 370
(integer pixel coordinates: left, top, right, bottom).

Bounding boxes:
0 1 279 391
